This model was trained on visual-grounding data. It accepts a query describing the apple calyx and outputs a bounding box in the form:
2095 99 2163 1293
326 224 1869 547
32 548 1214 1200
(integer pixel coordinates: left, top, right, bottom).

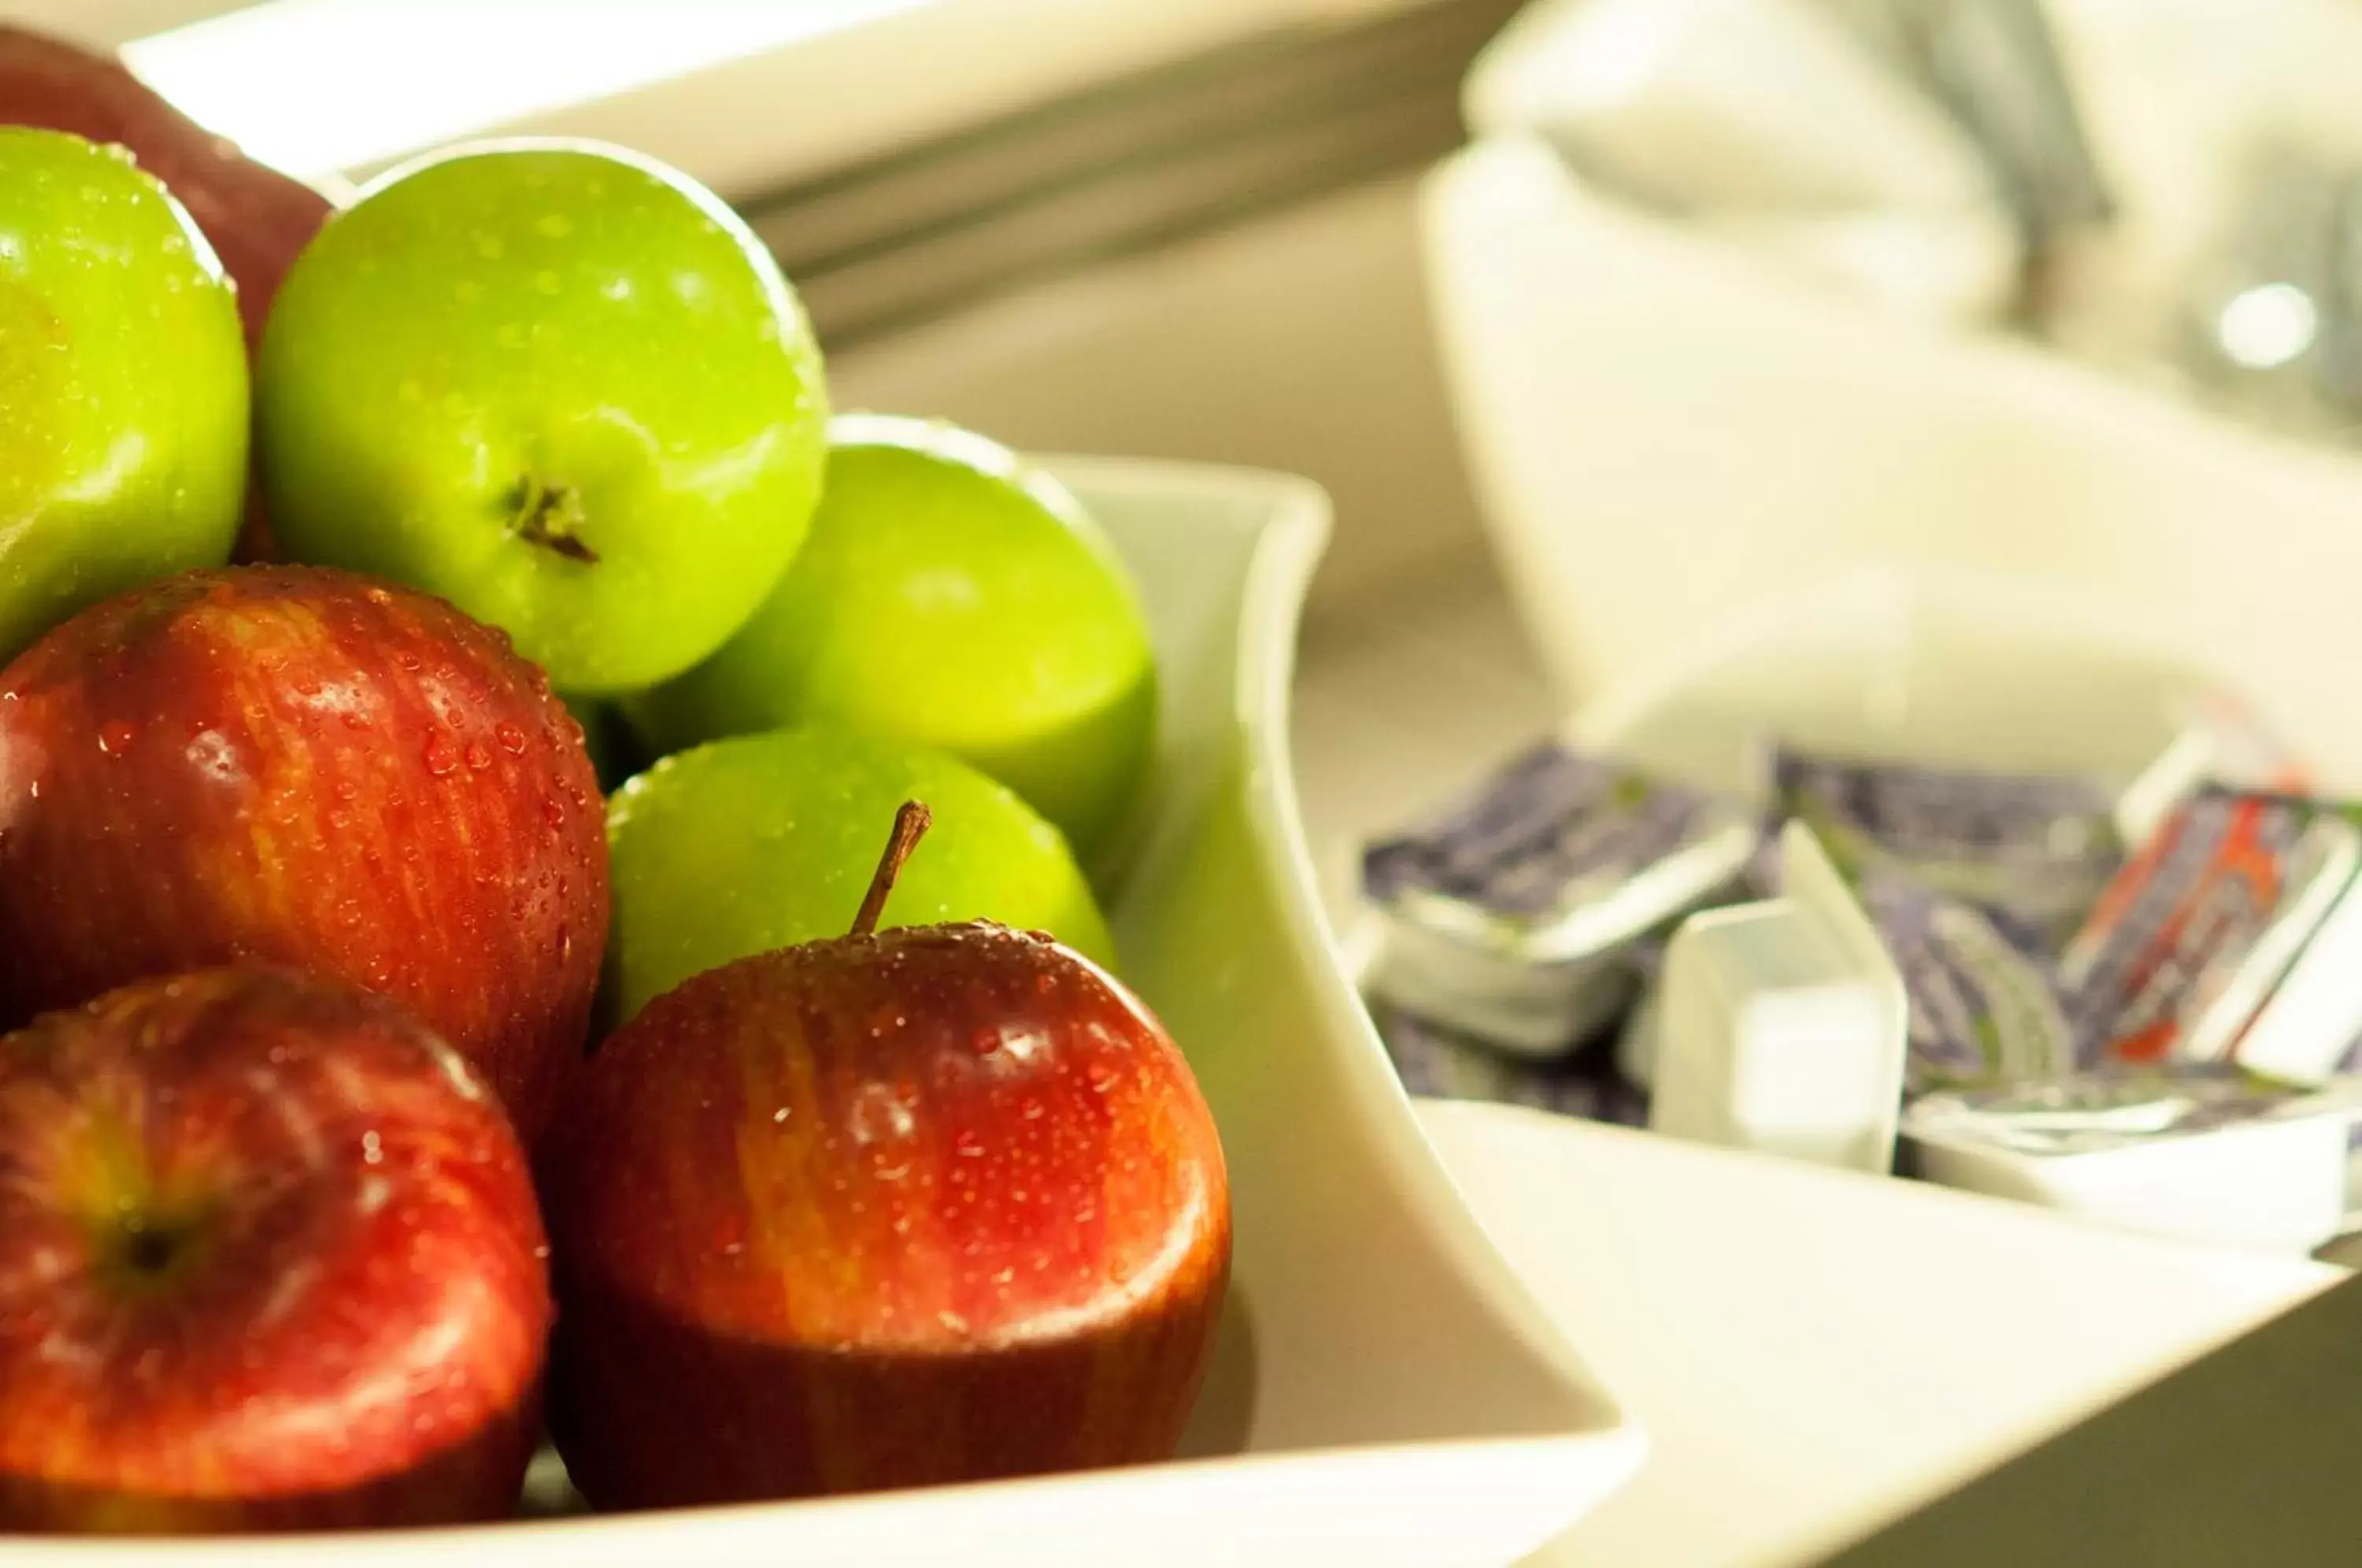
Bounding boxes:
850 799 933 937
509 476 599 565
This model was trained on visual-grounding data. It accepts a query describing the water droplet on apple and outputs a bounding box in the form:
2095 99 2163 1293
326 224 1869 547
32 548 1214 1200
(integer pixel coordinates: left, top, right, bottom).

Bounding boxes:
540 797 567 828
96 721 135 756
1087 1063 1119 1095
1035 974 1056 995
465 741 493 771
953 1129 987 1158
422 737 459 777
850 1083 916 1145
495 723 528 756
395 651 421 672
1020 1096 1044 1121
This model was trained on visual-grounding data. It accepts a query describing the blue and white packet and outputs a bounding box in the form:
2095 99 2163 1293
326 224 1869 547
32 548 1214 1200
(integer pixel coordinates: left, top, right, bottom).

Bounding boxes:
1376 1005 1649 1126
1857 875 2075 1093
1775 747 2123 957
1361 742 1758 1057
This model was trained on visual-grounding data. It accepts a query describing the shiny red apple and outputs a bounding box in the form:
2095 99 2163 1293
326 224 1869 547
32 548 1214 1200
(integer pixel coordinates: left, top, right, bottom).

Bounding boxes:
543 804 1230 1507
0 966 550 1532
0 566 608 1143
0 24 334 354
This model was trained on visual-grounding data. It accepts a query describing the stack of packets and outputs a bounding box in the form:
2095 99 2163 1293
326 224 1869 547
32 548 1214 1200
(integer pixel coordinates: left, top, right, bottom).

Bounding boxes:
1360 711 2362 1252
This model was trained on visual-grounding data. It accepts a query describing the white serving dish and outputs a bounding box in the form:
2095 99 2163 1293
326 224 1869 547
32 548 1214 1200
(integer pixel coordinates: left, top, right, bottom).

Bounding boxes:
24 460 1638 1566
1421 133 2362 789
1420 1099 2341 1568
1551 571 2362 1251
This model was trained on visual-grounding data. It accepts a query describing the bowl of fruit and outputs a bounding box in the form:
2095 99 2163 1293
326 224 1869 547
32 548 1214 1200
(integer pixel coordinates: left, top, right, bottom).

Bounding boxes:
0 39 1638 1568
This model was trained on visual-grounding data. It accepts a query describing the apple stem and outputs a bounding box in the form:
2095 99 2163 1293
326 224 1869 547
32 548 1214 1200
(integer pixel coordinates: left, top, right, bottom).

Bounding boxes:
510 478 600 564
851 801 933 937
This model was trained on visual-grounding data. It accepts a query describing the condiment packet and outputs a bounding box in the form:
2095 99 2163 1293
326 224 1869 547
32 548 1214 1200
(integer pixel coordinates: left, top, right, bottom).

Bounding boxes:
1374 1005 1647 1127
2059 790 2360 1067
1857 875 2073 1093
1361 742 1759 1057
1904 1067 2362 1252
1647 822 1910 1176
1775 747 2122 955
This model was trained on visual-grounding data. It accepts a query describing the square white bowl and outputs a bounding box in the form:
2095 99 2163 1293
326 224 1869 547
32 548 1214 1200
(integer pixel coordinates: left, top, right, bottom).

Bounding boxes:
22 459 1640 1567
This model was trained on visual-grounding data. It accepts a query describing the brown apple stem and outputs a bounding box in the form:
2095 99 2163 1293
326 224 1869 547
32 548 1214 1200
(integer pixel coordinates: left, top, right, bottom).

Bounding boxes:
851 801 933 937
509 477 600 564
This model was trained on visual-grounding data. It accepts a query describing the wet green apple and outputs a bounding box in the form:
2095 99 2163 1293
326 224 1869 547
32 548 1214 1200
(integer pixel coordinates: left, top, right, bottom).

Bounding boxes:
257 140 827 694
628 416 1155 856
605 727 1113 1025
0 128 246 660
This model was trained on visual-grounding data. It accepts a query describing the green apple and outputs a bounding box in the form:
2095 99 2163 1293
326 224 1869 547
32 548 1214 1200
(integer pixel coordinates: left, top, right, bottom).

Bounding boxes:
626 416 1156 856
605 726 1114 1024
0 128 246 660
257 140 827 694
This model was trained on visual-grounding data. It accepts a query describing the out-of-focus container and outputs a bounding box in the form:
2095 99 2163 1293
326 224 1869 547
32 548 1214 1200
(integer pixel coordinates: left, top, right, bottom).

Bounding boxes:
1421 134 2362 788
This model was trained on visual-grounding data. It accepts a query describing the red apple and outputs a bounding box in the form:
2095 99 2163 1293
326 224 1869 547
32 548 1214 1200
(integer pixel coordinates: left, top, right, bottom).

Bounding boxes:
0 24 334 354
0 566 609 1144
0 966 550 1532
543 804 1229 1507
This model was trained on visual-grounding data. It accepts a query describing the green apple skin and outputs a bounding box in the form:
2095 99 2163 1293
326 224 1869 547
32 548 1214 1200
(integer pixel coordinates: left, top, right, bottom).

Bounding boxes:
605 727 1115 1025
627 416 1156 856
0 128 246 661
257 140 827 695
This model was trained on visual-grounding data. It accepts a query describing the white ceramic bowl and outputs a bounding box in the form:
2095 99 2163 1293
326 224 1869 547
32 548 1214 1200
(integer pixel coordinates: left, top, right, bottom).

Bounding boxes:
1421 134 2362 788
26 459 1640 1568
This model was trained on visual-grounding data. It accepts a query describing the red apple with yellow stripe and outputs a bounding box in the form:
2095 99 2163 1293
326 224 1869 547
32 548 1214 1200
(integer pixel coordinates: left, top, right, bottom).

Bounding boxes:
542 804 1228 1506
0 566 607 1143
0 967 549 1531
